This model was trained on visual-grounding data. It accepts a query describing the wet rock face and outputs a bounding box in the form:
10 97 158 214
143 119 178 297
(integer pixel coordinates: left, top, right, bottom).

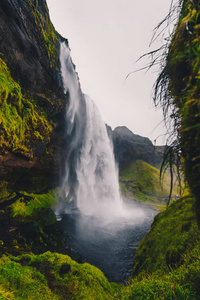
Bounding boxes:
0 0 60 95
111 126 164 169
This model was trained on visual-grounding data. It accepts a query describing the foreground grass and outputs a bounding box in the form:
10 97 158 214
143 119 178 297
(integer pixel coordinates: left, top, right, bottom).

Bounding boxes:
0 252 119 300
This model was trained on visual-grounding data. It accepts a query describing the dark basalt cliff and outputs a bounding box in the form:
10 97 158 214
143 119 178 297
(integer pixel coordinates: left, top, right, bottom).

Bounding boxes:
0 0 68 192
111 126 164 169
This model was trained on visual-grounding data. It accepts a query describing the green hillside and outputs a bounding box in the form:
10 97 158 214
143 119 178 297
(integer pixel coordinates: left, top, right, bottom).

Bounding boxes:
119 160 180 209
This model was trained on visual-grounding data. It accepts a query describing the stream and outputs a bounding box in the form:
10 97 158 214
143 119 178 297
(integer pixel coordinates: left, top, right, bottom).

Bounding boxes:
58 201 157 284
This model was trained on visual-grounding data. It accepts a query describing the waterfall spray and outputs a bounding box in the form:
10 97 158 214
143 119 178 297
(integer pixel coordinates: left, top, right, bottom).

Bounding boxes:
58 42 150 282
60 41 129 219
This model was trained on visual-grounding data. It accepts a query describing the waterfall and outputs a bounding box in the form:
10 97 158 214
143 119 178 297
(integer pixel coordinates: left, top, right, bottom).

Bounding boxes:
60 41 124 219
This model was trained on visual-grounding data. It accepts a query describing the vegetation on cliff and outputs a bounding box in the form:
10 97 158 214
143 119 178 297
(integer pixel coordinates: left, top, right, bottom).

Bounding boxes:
112 126 164 169
152 0 200 221
0 57 53 154
121 195 200 299
0 0 68 193
26 0 59 70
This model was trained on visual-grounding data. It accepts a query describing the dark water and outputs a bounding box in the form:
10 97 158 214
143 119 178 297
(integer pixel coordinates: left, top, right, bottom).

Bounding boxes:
58 202 157 284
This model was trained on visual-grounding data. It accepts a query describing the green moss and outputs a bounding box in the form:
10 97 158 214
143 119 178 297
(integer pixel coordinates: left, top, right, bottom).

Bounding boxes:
132 195 198 275
119 160 180 208
120 195 200 299
28 0 59 70
0 189 66 256
0 284 15 299
0 58 53 154
0 252 119 300
0 181 10 202
156 0 200 221
9 190 59 226
1 195 200 299
0 255 58 299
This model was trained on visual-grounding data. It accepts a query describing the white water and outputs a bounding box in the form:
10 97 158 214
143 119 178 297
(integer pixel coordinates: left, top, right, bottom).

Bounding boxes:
59 41 144 221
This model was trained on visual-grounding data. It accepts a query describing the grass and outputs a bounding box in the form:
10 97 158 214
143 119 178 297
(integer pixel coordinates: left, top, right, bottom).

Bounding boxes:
0 252 119 300
119 160 180 209
131 195 198 276
120 195 200 299
9 190 59 226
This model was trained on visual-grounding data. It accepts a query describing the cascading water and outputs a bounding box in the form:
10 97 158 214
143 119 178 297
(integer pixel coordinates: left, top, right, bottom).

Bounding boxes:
60 41 125 220
58 41 157 283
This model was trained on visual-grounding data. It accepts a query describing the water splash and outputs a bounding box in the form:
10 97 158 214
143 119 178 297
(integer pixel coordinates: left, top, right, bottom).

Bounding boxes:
75 94 122 219
59 41 142 221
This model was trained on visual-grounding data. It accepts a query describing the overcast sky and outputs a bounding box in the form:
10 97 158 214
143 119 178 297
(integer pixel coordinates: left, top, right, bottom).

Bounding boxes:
46 0 174 144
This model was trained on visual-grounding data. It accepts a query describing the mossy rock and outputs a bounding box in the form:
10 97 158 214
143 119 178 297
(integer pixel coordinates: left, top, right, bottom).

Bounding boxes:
132 195 199 276
0 252 119 299
0 58 53 154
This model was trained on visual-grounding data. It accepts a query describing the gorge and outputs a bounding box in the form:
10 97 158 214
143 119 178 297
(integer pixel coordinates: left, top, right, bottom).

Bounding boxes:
0 0 200 299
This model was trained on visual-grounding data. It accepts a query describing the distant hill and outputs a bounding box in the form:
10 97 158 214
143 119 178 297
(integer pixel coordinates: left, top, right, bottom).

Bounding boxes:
109 126 164 170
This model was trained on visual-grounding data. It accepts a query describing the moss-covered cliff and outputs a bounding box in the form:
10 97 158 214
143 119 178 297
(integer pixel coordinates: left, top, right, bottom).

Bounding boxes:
154 0 200 222
0 0 69 266
169 0 200 221
0 0 69 193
